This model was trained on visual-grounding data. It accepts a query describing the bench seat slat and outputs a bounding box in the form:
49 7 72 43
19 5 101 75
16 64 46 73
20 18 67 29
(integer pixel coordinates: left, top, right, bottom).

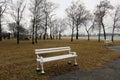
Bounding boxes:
37 54 77 63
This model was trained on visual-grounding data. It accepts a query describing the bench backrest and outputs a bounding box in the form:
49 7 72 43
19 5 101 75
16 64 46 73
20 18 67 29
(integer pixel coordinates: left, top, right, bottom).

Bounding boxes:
35 46 71 55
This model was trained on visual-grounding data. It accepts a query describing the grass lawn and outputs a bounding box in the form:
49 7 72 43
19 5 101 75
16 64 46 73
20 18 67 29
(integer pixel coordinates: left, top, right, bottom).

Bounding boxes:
0 39 120 80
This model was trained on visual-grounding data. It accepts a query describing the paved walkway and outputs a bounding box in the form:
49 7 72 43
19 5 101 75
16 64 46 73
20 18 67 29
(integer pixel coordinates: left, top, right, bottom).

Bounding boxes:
108 46 120 52
50 46 120 80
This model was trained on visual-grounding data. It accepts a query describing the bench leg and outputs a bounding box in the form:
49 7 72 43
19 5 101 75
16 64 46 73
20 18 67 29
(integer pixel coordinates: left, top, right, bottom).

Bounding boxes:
74 57 78 66
36 61 41 71
68 61 72 64
40 62 45 74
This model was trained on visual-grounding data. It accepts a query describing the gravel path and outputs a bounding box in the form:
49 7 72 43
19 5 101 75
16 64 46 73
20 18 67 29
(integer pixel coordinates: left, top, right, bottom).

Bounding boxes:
50 46 120 80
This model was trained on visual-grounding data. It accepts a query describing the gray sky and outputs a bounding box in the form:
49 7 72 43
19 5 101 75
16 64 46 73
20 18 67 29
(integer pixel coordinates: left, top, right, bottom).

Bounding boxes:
47 0 120 34
49 0 97 18
5 0 120 34
10 0 120 25
49 0 120 18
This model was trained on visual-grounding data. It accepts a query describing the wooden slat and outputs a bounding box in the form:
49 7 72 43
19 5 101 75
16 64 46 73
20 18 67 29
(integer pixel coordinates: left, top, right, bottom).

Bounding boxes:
35 46 70 51
37 54 77 62
35 47 71 54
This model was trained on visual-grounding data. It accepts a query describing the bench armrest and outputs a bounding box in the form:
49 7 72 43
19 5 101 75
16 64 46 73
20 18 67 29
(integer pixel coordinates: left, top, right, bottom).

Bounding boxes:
69 51 77 55
37 55 44 62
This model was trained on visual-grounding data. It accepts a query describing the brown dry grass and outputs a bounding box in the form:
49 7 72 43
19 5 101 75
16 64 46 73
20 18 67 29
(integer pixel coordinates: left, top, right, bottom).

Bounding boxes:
0 39 120 80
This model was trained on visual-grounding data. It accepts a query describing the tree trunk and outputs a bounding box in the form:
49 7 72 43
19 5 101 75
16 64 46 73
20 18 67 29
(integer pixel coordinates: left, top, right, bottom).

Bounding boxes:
111 25 115 42
101 21 106 40
50 28 52 40
17 8 20 44
50 34 52 40
59 32 61 40
35 25 38 43
43 13 48 40
0 15 2 41
87 31 90 41
76 24 79 40
71 28 74 42
98 23 101 42
111 10 118 42
85 25 90 41
71 20 74 42
53 35 55 39
43 27 47 40
17 21 20 44
32 19 35 44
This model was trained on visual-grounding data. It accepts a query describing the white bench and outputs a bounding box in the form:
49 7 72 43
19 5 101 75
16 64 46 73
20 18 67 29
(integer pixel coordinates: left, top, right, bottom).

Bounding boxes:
35 46 78 74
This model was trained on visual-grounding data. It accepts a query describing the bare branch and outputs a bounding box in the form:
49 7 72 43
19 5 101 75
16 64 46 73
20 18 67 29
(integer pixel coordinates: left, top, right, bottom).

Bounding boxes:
19 2 26 22
1 4 7 15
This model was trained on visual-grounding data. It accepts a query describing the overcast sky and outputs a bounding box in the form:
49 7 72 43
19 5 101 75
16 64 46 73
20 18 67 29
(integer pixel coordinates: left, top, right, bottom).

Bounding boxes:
49 0 97 18
5 0 120 34
49 0 120 18
45 0 120 34
12 0 120 26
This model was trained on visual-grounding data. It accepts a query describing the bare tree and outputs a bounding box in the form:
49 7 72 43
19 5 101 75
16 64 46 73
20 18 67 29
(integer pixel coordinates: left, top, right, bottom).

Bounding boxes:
94 0 113 41
9 0 26 44
70 18 75 42
83 23 93 41
74 3 86 40
66 1 92 40
0 0 7 41
82 12 93 41
30 0 44 44
111 5 120 42
48 15 56 40
57 18 67 40
66 1 77 42
52 21 59 39
42 0 56 40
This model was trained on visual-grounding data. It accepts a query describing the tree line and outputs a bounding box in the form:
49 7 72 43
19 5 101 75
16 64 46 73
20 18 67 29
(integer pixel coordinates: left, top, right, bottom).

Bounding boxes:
0 0 120 44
